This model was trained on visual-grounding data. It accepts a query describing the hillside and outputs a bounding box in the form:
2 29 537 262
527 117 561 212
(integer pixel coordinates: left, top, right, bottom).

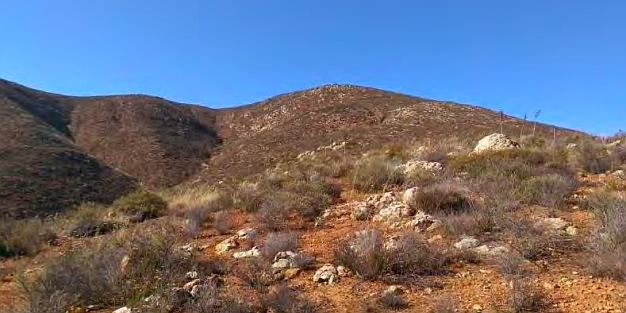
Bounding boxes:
0 79 582 216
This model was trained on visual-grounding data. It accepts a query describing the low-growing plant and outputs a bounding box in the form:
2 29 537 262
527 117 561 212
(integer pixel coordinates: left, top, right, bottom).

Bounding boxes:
111 189 168 223
570 139 612 174
261 232 299 261
350 153 404 192
514 173 578 208
213 210 234 235
586 194 626 280
233 259 273 293
379 293 408 310
0 218 55 258
256 197 291 231
334 229 450 281
430 295 459 313
262 284 321 313
408 182 474 215
234 182 264 212
506 278 547 313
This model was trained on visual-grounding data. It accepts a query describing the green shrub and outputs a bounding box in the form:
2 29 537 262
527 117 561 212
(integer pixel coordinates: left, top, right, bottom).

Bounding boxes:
586 194 626 281
570 140 612 174
112 189 167 223
515 174 578 208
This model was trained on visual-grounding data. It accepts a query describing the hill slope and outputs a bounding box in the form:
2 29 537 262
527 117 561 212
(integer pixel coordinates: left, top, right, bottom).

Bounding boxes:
0 80 582 215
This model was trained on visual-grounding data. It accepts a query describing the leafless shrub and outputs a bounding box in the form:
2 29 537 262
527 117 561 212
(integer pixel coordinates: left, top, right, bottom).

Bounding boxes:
262 284 321 313
571 140 612 174
379 293 408 310
586 194 626 281
334 229 449 281
213 210 233 235
506 278 547 313
515 173 578 208
506 218 560 261
256 197 291 231
233 259 273 293
234 182 264 212
290 253 316 270
443 206 498 237
498 252 529 277
261 232 299 261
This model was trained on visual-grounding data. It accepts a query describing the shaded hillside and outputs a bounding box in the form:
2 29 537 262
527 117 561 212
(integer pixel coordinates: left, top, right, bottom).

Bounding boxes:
0 81 136 217
201 84 582 181
0 79 219 216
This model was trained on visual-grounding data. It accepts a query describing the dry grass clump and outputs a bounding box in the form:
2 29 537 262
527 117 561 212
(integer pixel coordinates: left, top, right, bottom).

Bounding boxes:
111 189 168 223
234 182 264 212
515 173 578 208
16 223 217 313
63 204 125 238
585 193 626 281
505 278 548 313
410 137 474 162
213 210 234 235
233 259 274 293
429 295 460 313
0 218 56 257
407 182 474 215
334 229 449 282
350 152 404 192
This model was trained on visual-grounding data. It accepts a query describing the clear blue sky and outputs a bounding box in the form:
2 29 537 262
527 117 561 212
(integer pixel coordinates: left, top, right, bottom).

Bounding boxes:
0 1 623 134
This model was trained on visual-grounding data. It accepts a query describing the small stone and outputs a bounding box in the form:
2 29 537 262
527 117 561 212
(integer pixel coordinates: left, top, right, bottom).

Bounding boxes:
337 265 352 277
428 235 443 243
233 246 261 258
283 268 301 280
313 264 339 284
383 285 404 296
185 271 199 280
565 226 578 236
215 237 238 254
272 258 291 270
543 282 556 290
113 307 132 313
454 236 480 249
472 304 484 312
183 279 200 292
236 228 258 239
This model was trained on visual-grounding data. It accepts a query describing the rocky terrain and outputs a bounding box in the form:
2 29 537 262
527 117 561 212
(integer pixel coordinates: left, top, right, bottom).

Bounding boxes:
2 128 626 313
0 78 580 216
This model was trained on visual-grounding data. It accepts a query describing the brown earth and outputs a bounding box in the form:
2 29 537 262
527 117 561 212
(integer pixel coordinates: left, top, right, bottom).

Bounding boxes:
0 79 584 216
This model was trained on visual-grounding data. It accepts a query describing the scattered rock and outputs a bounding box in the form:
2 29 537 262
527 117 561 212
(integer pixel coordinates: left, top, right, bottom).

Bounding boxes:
215 237 238 254
236 228 258 239
405 211 437 232
612 170 625 177
607 140 622 148
428 235 443 243
353 203 372 221
283 268 301 280
403 160 443 174
313 264 339 284
473 245 509 256
233 246 261 258
185 271 199 280
373 203 414 223
183 279 200 292
272 258 291 270
472 304 484 312
454 236 480 249
473 133 520 153
402 187 419 206
113 307 132 313
337 265 352 277
120 255 130 274
537 217 568 231
565 226 578 236
383 285 404 296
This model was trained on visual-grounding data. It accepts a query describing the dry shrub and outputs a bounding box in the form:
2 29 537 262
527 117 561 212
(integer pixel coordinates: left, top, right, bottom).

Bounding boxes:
586 194 626 281
262 284 321 313
334 229 449 281
233 259 273 292
505 217 570 261
443 206 498 237
571 139 612 174
506 278 547 313
282 179 339 220
213 210 233 235
497 252 530 277
261 232 299 261
350 153 404 192
379 293 408 310
409 182 474 215
168 184 231 214
0 218 55 258
16 223 211 313
234 182 264 212
256 197 291 231
61 203 125 238
111 189 168 223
